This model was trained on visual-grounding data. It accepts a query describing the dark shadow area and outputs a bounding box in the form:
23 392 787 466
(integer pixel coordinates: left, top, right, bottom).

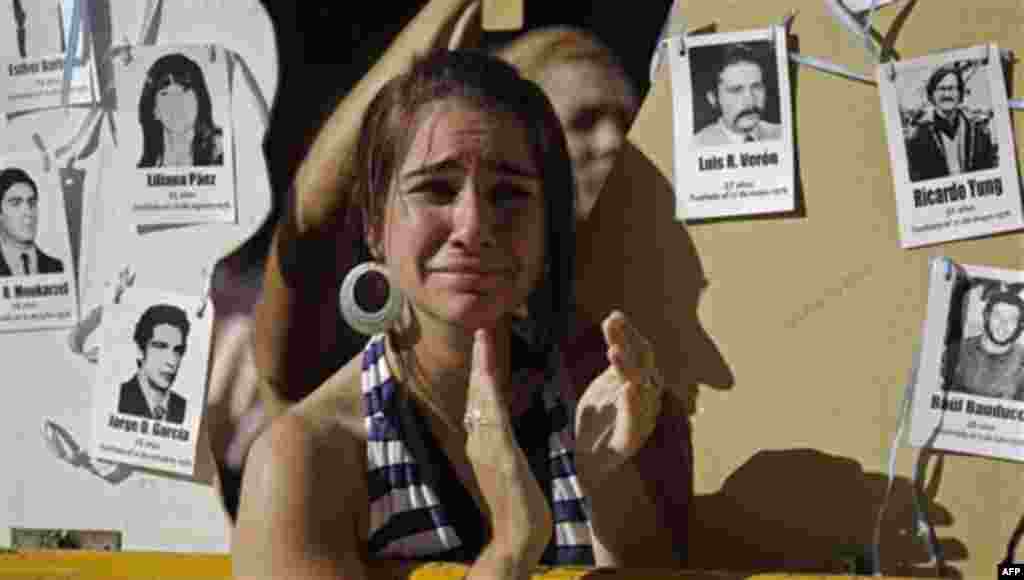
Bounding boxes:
688 449 966 578
575 140 734 417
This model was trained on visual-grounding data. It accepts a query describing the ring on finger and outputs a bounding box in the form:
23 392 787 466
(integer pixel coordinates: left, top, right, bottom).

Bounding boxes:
463 407 495 432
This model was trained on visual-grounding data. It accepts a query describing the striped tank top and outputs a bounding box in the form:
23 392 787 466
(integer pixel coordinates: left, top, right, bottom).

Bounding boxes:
363 334 594 565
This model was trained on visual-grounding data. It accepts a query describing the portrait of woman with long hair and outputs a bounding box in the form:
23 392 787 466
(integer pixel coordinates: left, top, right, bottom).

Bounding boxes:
137 52 223 168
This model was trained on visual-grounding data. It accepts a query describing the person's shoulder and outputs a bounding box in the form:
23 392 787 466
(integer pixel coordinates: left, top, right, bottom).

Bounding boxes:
248 364 366 484
36 248 63 273
762 121 783 139
247 343 369 476
245 396 367 514
956 334 980 357
293 352 367 441
963 334 983 348
905 112 936 141
694 123 726 147
235 390 370 577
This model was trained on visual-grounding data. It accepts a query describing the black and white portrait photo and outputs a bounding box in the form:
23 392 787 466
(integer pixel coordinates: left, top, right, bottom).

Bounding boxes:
909 261 1024 461
689 40 783 147
900 61 998 183
668 27 794 221
0 168 63 277
91 287 213 475
0 0 96 115
878 44 1022 248
946 278 1024 401
117 303 192 424
0 155 78 332
136 52 224 169
113 44 236 226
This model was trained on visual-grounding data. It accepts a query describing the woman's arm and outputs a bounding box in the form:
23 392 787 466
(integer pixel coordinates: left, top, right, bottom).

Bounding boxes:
578 446 682 568
233 413 370 580
233 412 552 580
573 311 682 568
252 0 481 413
235 332 554 580
465 328 554 579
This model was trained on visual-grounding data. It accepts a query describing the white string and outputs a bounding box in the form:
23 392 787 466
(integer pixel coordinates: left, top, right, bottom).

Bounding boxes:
825 0 882 63
649 0 685 83
137 0 164 46
871 257 956 576
872 360 915 575
859 0 882 63
911 448 946 572
54 106 104 160
114 266 136 304
775 8 877 85
227 50 272 127
789 53 876 84
66 304 102 362
31 134 52 173
196 264 214 318
67 266 134 361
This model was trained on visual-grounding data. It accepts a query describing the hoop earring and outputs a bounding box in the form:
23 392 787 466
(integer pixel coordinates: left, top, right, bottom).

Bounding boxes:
339 262 404 336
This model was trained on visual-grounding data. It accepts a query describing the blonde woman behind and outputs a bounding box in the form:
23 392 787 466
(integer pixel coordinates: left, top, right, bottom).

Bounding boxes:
496 27 638 221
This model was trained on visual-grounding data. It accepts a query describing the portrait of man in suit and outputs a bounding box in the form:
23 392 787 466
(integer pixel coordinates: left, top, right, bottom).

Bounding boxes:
0 168 64 277
118 304 191 424
693 42 782 147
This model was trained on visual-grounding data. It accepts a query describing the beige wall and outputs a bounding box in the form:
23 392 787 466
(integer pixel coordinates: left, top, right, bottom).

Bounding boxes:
576 1 1024 576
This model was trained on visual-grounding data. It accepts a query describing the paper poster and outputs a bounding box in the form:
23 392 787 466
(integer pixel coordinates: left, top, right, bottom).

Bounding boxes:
0 154 78 332
90 287 212 476
1 0 97 116
110 44 235 226
668 26 795 221
878 44 1022 248
909 260 1024 461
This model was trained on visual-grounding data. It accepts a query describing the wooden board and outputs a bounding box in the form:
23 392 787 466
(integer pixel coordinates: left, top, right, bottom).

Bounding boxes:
575 1 1024 576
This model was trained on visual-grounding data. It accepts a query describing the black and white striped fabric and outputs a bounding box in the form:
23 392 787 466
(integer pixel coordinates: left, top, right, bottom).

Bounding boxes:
362 334 594 565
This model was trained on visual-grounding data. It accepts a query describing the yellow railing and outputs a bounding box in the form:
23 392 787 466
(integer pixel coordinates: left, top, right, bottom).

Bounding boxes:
0 551 914 579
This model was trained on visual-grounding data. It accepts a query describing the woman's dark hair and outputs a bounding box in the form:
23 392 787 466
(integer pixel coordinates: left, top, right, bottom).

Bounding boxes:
137 52 223 168
350 49 576 360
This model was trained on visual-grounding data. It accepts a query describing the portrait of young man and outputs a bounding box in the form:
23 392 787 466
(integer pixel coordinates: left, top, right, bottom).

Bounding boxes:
118 303 191 424
951 286 1024 400
905 62 998 183
0 167 64 278
693 42 782 147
